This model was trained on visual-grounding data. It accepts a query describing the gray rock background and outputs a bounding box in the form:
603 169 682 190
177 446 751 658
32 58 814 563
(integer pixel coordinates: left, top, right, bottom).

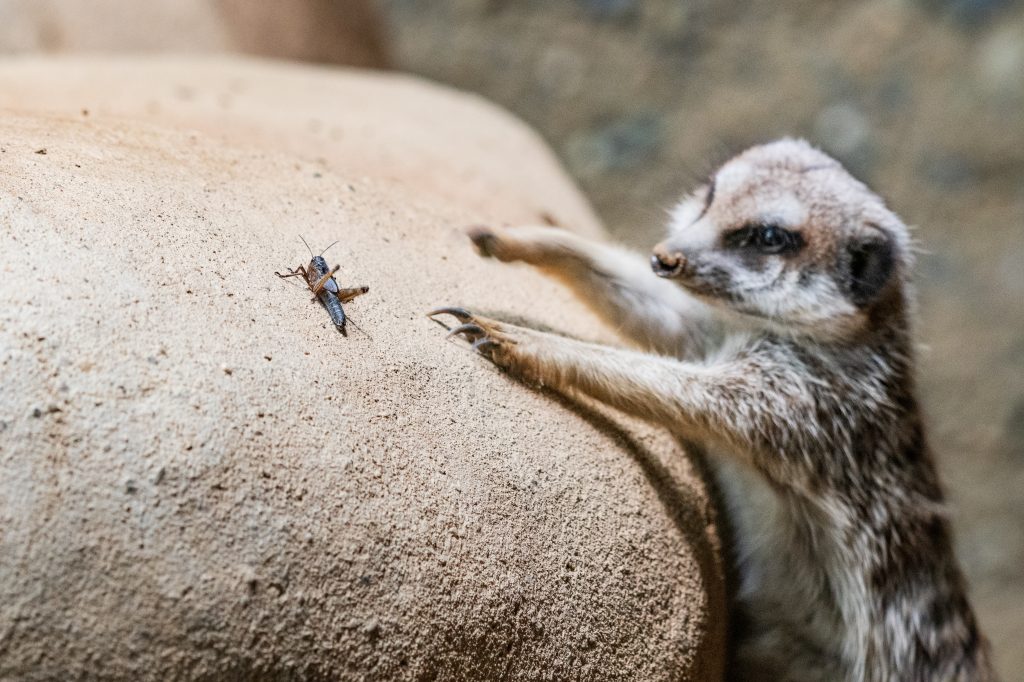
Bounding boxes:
377 0 1024 675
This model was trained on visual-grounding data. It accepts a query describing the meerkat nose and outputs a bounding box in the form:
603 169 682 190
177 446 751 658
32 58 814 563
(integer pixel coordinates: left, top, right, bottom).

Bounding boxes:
651 248 687 278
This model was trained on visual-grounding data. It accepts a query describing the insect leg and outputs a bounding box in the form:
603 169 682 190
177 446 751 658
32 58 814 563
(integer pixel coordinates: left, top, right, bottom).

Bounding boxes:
310 264 341 296
338 286 370 304
275 265 309 280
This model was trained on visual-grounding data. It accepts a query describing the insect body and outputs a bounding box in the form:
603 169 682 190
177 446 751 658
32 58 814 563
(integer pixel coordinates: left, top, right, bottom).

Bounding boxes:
276 238 368 335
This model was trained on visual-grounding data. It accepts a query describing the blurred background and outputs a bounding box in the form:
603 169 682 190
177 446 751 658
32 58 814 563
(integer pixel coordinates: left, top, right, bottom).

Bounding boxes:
377 4 1024 674
1 0 1021 675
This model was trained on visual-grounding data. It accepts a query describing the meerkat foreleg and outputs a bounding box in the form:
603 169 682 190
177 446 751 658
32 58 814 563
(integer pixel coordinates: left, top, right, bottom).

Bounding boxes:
469 225 716 357
430 307 819 475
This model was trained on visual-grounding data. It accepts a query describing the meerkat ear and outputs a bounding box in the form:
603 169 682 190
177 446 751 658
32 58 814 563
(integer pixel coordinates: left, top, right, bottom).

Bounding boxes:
846 225 895 307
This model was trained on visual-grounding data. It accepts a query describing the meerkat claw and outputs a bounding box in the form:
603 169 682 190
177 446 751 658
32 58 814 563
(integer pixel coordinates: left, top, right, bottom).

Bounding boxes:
427 306 475 322
447 323 486 341
467 225 497 257
431 309 505 357
472 337 499 353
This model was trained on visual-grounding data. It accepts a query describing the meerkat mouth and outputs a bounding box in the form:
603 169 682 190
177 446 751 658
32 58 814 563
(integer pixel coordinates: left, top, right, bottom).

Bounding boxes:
656 260 740 301
679 279 742 303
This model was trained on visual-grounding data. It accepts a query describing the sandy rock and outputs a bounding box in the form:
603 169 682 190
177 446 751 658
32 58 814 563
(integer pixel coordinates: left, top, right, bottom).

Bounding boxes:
0 0 388 68
0 58 724 679
0 55 604 242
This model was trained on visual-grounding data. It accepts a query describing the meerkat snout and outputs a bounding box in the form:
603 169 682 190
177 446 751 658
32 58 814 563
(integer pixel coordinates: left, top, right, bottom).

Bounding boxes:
650 247 687 278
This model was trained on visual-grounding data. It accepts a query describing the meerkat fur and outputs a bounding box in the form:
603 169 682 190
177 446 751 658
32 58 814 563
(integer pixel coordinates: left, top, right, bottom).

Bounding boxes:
431 139 995 681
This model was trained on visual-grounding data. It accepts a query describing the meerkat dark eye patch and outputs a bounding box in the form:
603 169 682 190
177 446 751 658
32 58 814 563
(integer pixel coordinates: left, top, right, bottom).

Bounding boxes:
723 223 804 255
846 230 895 307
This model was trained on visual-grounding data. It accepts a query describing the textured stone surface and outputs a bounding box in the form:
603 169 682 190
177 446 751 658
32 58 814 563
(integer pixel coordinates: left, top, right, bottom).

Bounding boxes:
379 2 1024 675
0 56 603 239
0 57 724 680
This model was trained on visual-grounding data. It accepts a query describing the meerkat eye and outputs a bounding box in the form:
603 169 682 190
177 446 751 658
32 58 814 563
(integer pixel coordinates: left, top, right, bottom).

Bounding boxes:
756 225 788 253
724 224 802 254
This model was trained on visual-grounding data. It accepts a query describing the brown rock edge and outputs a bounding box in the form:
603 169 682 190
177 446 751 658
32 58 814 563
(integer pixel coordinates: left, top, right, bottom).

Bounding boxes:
0 56 725 680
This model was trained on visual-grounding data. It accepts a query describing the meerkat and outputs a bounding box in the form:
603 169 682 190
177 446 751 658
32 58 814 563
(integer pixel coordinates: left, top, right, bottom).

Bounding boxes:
429 139 995 681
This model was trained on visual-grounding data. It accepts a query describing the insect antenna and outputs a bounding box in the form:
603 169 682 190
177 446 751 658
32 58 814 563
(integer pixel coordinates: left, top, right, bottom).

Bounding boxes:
344 316 373 341
299 235 315 258
320 240 340 257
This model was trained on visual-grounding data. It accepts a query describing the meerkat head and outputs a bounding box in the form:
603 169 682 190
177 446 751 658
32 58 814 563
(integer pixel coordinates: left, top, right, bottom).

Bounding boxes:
651 138 913 339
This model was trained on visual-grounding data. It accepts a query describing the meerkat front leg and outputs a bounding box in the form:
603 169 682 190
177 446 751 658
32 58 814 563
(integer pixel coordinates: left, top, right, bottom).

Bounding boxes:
469 226 716 357
429 307 816 478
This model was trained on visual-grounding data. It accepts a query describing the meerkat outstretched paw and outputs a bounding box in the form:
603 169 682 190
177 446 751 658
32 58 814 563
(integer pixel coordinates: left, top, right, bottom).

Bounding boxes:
467 224 573 265
466 225 509 260
428 307 521 368
465 225 716 356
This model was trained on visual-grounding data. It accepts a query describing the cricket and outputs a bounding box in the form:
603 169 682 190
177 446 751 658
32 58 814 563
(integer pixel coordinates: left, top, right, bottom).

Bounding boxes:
275 236 368 335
